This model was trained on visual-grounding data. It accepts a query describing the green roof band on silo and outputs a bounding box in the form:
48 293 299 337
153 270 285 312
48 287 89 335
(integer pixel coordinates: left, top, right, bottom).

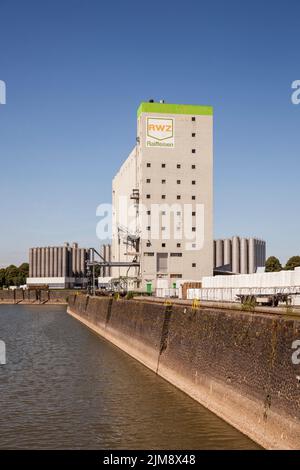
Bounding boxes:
137 102 213 117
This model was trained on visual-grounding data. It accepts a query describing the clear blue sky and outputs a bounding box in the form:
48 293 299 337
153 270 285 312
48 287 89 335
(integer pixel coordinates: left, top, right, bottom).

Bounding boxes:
0 0 299 267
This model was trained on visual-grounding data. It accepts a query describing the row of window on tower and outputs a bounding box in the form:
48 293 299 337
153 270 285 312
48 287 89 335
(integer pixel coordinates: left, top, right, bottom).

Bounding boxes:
145 226 197 232
146 242 183 248
146 242 197 248
145 210 196 216
146 194 197 200
146 179 197 184
146 163 198 168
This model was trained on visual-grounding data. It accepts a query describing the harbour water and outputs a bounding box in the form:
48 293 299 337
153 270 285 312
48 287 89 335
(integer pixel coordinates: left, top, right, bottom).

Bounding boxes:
0 304 260 449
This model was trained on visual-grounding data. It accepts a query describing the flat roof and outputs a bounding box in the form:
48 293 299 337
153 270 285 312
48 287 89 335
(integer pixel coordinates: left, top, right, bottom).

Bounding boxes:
137 102 213 117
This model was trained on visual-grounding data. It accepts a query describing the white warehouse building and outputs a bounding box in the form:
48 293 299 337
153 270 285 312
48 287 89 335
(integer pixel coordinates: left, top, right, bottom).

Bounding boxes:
187 268 300 306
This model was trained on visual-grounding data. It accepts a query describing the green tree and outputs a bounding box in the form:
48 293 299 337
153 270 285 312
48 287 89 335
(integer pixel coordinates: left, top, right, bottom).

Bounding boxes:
18 263 29 284
285 256 300 271
265 256 282 272
0 269 6 288
5 265 20 286
0 263 29 288
19 262 29 273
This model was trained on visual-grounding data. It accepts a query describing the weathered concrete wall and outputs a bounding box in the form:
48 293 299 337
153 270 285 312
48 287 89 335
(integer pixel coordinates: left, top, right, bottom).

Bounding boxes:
0 289 76 304
67 295 300 449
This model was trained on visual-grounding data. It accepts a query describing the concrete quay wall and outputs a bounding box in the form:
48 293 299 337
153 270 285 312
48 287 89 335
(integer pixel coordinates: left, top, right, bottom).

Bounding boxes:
67 294 300 449
0 289 75 304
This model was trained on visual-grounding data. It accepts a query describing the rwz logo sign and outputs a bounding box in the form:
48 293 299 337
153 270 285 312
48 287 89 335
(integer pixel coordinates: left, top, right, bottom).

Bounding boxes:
146 117 174 148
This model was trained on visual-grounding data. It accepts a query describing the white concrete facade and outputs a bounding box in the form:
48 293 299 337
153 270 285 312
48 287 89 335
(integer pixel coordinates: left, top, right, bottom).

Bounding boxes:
112 101 214 291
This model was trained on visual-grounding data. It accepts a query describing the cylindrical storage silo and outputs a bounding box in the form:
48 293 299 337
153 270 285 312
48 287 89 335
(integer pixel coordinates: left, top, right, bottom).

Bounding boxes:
215 240 224 268
223 239 232 270
62 246 67 278
82 249 87 277
262 240 266 268
49 247 54 277
44 247 48 277
253 239 258 271
29 248 33 278
71 245 74 277
248 238 256 274
232 236 240 274
79 249 84 277
36 248 41 277
40 248 45 277
53 247 58 277
61 246 65 277
256 240 260 268
257 240 262 268
67 246 72 277
57 247 62 277
32 248 37 277
240 238 248 274
72 243 78 277
76 247 81 277
257 240 261 268
45 248 49 277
